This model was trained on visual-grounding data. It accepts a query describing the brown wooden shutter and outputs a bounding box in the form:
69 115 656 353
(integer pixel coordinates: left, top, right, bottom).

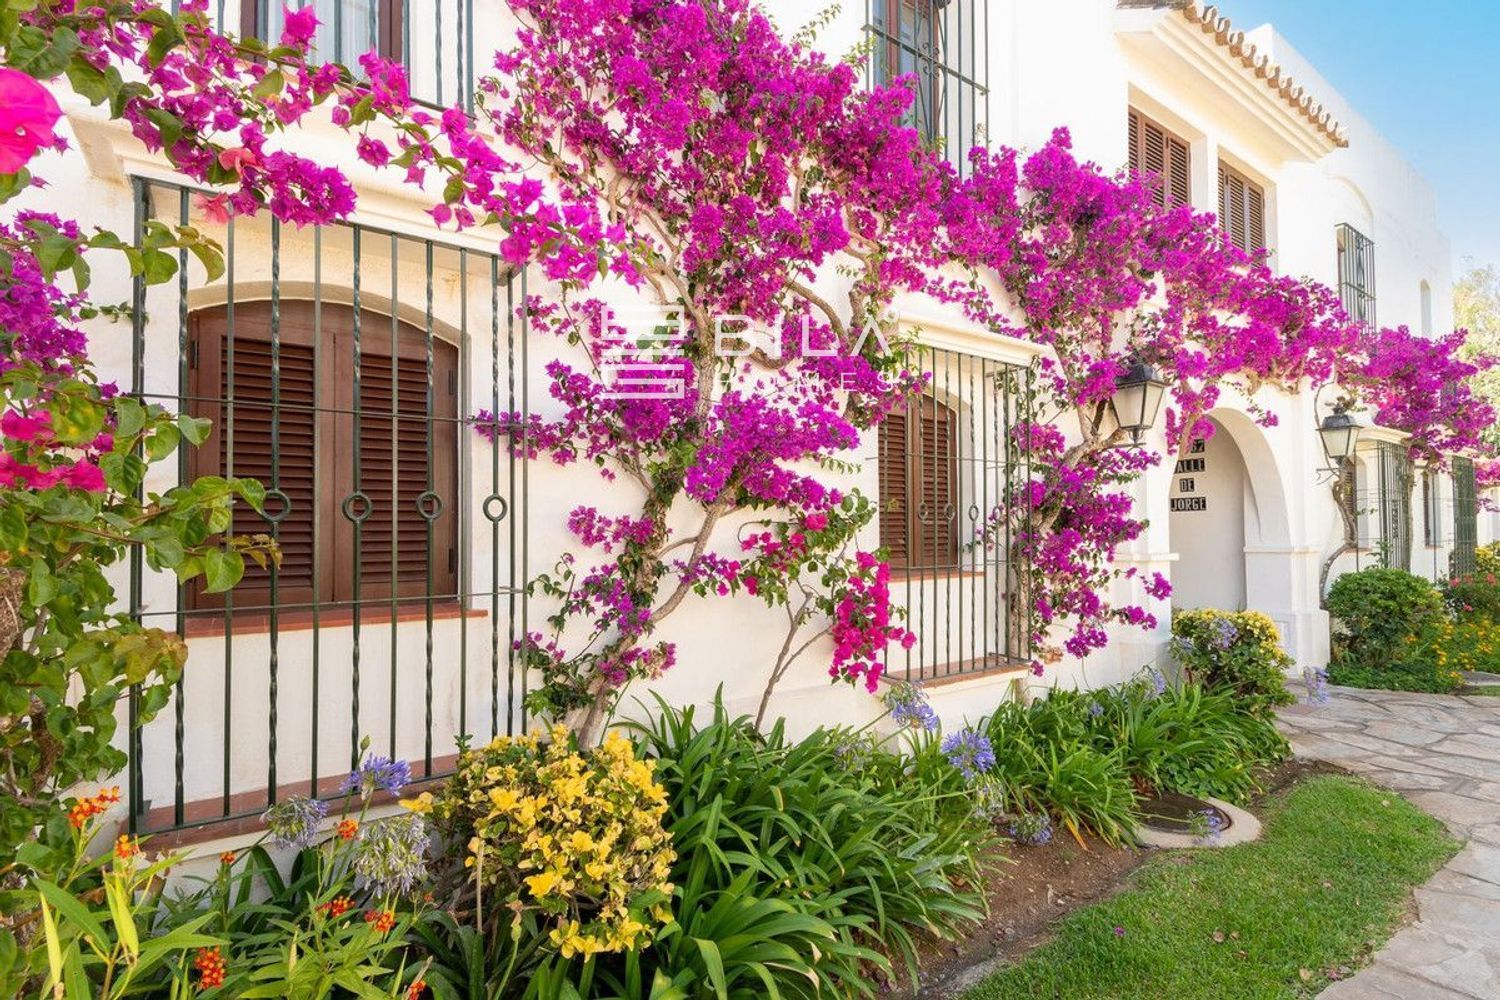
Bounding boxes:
879 415 910 567
1218 162 1266 252
188 303 330 611
188 301 460 613
1128 109 1190 208
353 329 460 601
879 399 959 569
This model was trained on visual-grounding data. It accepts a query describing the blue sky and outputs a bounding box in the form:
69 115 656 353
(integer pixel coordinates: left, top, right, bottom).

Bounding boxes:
1225 0 1500 277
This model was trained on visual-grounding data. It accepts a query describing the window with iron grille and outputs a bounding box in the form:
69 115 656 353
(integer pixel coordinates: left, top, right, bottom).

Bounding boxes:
1336 223 1377 329
127 178 529 836
1453 457 1478 576
867 0 988 176
243 0 403 64
1128 109 1191 209
1217 162 1266 253
876 347 1032 681
1422 469 1441 547
185 300 460 615
240 0 475 108
1376 442 1411 571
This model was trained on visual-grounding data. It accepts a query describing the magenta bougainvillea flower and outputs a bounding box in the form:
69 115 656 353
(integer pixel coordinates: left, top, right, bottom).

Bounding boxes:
0 68 62 174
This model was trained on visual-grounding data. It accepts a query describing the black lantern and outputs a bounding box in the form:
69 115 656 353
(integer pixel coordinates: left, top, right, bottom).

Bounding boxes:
1317 410 1362 463
1109 360 1168 445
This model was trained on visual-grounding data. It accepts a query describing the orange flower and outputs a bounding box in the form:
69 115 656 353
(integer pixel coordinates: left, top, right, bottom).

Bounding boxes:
114 835 140 861
193 946 226 990
318 896 354 918
68 786 121 828
336 818 359 841
406 980 428 1000
364 908 396 934
219 851 236 866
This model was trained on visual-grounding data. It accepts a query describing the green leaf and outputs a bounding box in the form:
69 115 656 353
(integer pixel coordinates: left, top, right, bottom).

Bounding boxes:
201 547 244 594
178 413 212 446
35 880 109 952
253 68 285 99
140 247 178 285
145 422 180 462
27 558 56 606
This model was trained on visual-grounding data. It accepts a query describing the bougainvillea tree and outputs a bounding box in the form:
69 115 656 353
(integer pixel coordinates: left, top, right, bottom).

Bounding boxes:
469 0 1495 729
0 0 609 849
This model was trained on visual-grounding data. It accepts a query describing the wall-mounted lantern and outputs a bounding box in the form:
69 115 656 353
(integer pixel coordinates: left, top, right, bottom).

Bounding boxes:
1109 360 1169 445
1317 409 1363 464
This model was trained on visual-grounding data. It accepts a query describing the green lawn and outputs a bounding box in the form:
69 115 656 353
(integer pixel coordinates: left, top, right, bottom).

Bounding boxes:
963 776 1458 1000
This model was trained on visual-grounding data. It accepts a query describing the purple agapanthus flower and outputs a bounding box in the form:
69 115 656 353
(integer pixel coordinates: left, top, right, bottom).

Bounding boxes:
1145 667 1168 699
941 728 996 780
262 795 327 850
1210 617 1239 651
1008 811 1053 846
1087 699 1104 718
341 754 411 797
883 681 939 732
1195 808 1226 845
1303 666 1331 706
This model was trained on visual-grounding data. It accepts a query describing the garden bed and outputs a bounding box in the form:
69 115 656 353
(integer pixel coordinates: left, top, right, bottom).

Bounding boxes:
946 770 1457 1000
908 759 1345 997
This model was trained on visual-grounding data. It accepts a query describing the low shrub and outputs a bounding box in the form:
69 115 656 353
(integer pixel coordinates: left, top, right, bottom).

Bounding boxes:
610 696 992 996
1170 609 1295 716
1327 568 1466 693
1442 570 1500 624
979 691 1138 847
1326 568 1446 671
1475 541 1500 578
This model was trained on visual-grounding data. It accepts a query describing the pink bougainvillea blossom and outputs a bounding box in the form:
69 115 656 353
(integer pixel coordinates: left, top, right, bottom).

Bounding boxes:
0 68 62 173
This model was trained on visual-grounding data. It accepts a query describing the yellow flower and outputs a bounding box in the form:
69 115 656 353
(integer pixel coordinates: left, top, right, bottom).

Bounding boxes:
489 787 521 812
399 791 434 814
525 871 560 899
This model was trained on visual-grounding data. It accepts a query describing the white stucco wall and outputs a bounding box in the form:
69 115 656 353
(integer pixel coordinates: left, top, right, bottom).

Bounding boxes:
18 0 1476 840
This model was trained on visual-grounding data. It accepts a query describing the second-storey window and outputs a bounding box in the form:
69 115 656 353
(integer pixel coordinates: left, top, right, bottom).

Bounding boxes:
1217 162 1266 253
186 300 460 613
868 0 988 176
244 1 404 65
1128 109 1191 208
1337 223 1377 329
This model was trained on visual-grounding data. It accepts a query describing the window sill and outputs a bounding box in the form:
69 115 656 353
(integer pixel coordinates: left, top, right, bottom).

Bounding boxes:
183 602 489 638
886 658 1030 689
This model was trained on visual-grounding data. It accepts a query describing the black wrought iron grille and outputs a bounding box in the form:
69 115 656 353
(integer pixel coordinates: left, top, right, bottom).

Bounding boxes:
1336 222 1376 330
878 347 1033 681
1452 456 1478 577
866 0 989 177
125 178 528 835
190 0 481 110
1374 442 1412 572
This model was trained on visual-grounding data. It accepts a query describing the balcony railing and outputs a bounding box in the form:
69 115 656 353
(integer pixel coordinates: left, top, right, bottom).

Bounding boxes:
125 177 529 836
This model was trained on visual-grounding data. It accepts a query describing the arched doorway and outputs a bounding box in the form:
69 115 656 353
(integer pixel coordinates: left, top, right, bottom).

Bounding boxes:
1167 410 1293 613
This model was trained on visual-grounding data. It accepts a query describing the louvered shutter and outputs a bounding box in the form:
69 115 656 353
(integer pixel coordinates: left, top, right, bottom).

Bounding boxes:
352 326 460 601
879 399 959 569
1128 109 1191 208
188 303 330 611
188 301 460 613
879 415 910 567
911 401 959 567
1218 162 1266 252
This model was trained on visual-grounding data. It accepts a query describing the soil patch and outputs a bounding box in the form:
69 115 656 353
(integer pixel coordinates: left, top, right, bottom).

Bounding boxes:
904 758 1347 998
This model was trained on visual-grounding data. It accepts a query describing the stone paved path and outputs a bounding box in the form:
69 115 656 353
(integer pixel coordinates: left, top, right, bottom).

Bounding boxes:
1279 687 1500 999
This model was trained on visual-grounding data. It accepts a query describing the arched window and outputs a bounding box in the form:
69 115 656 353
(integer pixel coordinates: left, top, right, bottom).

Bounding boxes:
1420 280 1433 337
879 398 960 568
185 300 460 613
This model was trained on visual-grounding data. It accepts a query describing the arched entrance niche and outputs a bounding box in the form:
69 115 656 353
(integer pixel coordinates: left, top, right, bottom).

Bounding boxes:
1167 409 1292 612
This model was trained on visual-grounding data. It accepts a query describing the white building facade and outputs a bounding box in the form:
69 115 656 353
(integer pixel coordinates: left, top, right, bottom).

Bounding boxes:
23 0 1491 845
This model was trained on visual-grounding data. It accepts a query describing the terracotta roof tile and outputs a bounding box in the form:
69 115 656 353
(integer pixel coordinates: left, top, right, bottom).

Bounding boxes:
1180 2 1348 147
